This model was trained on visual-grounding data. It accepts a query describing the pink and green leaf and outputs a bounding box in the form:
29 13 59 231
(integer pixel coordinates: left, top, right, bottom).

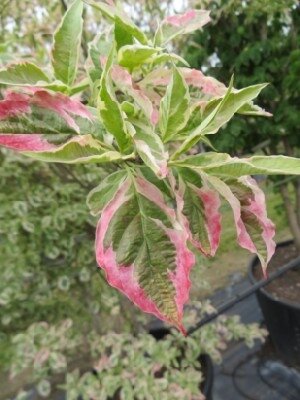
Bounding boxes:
0 133 124 164
0 89 119 163
87 170 128 216
95 174 195 332
181 68 227 97
205 174 275 274
172 169 221 256
155 9 211 45
0 89 103 136
111 65 158 125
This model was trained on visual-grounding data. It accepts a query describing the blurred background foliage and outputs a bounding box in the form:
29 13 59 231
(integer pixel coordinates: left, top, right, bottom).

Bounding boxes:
0 0 298 398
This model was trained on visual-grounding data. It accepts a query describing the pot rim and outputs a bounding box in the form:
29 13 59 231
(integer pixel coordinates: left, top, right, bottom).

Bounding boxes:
248 239 300 310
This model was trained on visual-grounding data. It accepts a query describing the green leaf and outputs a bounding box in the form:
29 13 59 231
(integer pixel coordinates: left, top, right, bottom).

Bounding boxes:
0 62 50 85
173 153 300 177
87 170 127 216
159 67 190 142
95 174 195 332
52 0 83 86
99 47 131 152
115 20 134 50
118 45 161 70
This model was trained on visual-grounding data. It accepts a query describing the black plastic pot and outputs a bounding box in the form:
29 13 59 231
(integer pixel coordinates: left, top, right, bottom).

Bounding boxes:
148 325 214 400
248 240 300 366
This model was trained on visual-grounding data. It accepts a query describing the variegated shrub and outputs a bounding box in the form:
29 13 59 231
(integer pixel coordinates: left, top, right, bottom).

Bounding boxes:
1 0 300 333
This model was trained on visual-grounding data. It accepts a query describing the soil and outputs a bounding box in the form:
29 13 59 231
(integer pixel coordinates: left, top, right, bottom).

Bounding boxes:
253 242 300 305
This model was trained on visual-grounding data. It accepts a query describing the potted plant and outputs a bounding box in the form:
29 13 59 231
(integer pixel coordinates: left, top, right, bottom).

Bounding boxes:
185 0 300 365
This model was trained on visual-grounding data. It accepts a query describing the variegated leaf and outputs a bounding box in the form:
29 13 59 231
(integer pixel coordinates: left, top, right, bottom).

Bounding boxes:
159 67 190 142
0 89 103 136
111 65 158 125
171 169 221 256
86 32 111 82
0 62 51 86
0 89 120 163
181 68 227 97
205 174 275 274
95 174 195 332
173 152 300 177
133 126 168 179
173 81 268 157
0 134 123 164
150 53 189 67
155 9 211 45
87 170 128 216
